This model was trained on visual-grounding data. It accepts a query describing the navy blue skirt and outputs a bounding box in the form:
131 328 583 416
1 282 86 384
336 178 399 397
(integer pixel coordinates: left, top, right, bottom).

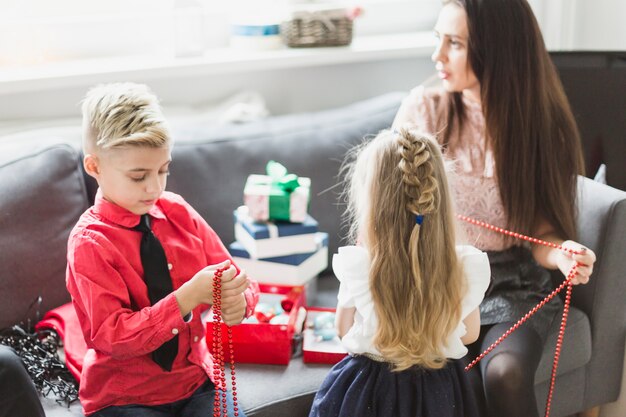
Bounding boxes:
309 354 479 417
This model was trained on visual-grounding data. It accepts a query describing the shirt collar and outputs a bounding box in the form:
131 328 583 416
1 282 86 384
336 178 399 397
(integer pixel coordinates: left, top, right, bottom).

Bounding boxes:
93 188 166 229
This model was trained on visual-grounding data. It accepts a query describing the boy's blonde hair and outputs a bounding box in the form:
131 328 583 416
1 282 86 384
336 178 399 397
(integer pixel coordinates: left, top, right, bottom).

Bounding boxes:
344 128 464 371
81 82 170 153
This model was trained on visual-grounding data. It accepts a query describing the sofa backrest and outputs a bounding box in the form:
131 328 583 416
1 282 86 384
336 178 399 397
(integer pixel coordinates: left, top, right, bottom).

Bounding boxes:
573 176 626 404
574 176 626 317
162 92 405 265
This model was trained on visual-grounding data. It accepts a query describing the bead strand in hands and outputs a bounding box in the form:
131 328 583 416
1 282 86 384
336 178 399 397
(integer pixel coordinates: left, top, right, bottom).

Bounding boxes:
212 266 239 417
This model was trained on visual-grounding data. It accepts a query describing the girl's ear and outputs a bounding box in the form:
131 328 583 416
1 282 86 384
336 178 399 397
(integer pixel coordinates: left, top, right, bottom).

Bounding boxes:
83 154 100 179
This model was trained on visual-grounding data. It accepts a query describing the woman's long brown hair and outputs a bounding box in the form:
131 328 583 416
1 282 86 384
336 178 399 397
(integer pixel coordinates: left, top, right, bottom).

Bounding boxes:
437 0 585 239
344 129 464 370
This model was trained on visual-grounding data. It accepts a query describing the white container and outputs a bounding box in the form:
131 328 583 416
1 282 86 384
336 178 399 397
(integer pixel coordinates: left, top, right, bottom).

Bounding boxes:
230 22 283 51
174 0 205 57
229 0 288 50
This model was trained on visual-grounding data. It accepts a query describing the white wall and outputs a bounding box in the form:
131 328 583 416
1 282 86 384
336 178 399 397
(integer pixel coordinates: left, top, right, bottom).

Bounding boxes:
529 0 626 51
572 0 626 50
0 56 435 125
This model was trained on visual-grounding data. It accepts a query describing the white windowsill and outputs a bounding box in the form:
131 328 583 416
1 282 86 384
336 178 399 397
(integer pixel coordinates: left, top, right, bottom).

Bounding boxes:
0 31 436 96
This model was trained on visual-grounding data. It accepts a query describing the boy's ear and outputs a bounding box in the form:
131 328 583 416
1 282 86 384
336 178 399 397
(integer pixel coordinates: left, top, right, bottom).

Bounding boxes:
83 154 100 179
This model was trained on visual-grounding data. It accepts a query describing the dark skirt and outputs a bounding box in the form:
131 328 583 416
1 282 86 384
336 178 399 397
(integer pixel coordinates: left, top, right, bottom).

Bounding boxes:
309 355 480 417
480 246 562 341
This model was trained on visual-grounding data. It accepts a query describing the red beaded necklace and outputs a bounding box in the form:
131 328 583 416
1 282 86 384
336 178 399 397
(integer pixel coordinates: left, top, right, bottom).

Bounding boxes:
458 214 581 417
211 267 239 417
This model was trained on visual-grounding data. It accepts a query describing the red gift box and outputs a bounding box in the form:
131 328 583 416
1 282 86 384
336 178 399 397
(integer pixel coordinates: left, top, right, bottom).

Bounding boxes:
206 283 306 365
302 307 348 364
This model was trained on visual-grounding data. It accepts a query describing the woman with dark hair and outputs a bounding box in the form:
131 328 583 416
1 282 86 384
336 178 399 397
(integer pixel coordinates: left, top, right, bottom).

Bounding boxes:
393 1 598 416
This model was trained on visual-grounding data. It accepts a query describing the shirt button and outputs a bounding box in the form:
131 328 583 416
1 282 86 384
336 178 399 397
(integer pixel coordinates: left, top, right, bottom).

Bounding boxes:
194 336 199 343
171 328 179 335
168 263 173 270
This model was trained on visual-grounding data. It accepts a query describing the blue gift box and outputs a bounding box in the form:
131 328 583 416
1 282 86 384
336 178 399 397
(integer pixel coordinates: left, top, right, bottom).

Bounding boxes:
234 206 320 258
234 206 318 239
229 233 329 286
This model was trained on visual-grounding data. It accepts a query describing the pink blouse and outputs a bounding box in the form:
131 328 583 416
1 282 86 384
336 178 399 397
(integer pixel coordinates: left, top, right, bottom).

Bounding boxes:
393 86 512 251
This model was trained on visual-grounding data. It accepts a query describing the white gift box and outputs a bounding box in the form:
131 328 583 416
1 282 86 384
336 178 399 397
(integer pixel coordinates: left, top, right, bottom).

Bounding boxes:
233 206 319 258
229 233 328 286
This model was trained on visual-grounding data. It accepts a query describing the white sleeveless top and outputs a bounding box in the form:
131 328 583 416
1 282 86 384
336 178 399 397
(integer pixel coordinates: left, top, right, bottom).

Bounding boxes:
334 244 490 359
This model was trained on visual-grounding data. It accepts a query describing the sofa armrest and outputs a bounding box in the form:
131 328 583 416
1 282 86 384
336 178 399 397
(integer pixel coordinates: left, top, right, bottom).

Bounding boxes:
573 176 626 407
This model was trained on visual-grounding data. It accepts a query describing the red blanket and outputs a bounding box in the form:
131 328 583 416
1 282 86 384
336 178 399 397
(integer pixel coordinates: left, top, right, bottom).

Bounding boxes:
35 303 87 382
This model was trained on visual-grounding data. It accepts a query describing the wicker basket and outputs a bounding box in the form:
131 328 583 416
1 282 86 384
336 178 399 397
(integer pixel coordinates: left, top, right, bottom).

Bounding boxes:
281 9 353 48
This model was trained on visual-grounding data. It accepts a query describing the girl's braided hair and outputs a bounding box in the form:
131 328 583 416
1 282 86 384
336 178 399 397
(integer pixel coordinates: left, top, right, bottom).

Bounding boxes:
344 128 465 370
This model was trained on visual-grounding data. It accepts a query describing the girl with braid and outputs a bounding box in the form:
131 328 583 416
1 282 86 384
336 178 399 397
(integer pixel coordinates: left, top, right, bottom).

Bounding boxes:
309 128 490 417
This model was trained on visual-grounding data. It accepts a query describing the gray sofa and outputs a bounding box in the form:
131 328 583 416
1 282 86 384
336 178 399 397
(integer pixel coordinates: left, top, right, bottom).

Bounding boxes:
1 92 624 417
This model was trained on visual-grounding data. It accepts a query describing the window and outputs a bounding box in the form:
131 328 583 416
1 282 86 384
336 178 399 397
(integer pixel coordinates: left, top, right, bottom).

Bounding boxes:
352 0 440 36
0 0 440 68
0 0 173 67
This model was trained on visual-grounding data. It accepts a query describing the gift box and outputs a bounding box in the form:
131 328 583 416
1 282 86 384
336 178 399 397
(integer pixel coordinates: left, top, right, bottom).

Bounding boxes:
234 206 319 258
302 307 348 364
229 232 328 286
206 284 307 365
244 160 311 223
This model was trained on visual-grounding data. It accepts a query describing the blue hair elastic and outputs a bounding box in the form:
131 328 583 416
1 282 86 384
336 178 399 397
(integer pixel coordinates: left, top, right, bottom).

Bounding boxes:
415 214 424 225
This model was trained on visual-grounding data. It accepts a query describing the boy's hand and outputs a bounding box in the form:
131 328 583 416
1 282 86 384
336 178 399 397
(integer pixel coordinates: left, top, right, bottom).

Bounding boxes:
175 260 236 317
220 270 249 326
193 260 237 304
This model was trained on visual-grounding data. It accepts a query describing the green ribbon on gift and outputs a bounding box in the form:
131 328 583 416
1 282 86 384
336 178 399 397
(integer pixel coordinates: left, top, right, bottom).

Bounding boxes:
244 161 310 222
265 160 308 221
266 160 300 193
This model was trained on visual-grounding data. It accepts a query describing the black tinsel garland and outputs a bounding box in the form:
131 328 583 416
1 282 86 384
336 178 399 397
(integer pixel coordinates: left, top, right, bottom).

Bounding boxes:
0 325 79 407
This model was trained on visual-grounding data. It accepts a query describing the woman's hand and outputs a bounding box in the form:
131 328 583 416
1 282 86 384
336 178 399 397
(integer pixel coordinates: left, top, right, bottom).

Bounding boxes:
555 240 596 285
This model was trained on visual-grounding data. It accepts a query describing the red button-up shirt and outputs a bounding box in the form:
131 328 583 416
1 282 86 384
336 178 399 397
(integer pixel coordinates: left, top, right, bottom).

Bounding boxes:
66 190 259 415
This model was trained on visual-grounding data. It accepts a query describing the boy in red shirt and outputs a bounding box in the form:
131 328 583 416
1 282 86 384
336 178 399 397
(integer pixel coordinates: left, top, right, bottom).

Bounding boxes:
66 82 258 416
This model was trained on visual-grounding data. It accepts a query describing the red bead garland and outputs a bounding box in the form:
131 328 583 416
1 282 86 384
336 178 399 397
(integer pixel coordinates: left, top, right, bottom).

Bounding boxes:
457 214 582 417
212 267 239 417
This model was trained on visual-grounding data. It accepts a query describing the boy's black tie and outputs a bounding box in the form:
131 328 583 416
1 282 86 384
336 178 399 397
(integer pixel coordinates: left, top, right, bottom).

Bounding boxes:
134 214 178 372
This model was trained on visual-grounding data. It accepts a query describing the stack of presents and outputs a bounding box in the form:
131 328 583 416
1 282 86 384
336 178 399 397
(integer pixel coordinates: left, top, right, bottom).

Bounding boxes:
206 161 347 365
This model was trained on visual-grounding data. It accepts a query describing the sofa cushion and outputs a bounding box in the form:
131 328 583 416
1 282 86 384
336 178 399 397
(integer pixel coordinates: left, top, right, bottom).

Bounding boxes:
0 144 89 328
